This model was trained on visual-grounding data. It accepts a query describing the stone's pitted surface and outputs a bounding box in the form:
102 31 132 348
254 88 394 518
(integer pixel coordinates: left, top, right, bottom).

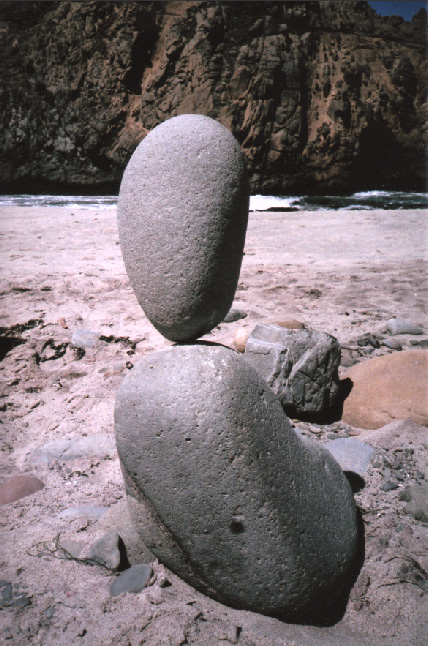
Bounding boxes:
118 114 249 341
342 350 428 429
115 344 358 620
245 323 341 420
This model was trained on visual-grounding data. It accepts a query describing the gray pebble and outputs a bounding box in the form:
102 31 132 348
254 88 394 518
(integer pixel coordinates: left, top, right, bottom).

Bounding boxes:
1 583 12 601
70 329 100 349
110 564 152 597
88 532 124 570
381 481 398 492
58 506 108 520
45 605 55 619
382 338 402 350
13 596 31 608
28 434 116 465
223 308 247 323
386 319 423 336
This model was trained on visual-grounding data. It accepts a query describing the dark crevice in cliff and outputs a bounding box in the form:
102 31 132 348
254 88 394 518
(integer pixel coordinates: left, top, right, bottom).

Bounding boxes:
123 12 160 95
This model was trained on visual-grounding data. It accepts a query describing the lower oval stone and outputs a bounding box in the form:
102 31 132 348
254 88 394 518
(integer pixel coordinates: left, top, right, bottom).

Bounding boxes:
115 344 359 621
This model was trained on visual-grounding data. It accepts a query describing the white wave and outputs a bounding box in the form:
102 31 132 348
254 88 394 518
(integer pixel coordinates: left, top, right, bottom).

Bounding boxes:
249 195 299 211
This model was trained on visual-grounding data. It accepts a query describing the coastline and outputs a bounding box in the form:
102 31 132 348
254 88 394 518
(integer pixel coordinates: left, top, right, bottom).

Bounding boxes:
1 206 426 345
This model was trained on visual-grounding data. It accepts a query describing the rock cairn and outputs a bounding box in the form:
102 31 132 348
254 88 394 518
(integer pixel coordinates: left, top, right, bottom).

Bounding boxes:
115 114 359 622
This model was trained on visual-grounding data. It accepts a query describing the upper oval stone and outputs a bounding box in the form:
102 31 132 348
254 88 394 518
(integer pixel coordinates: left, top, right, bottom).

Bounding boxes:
117 114 249 341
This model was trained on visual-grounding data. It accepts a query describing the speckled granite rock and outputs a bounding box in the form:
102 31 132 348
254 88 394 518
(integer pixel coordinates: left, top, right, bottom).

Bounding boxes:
115 344 358 621
118 114 249 341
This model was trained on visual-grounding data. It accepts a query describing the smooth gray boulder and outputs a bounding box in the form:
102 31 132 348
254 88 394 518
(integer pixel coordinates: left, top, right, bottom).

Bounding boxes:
245 323 341 420
115 344 358 621
117 114 249 342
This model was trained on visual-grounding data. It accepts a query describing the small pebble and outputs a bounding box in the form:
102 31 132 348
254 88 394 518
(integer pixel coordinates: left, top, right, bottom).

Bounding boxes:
45 605 55 619
381 481 398 492
13 596 31 608
372 461 382 468
110 564 152 597
223 308 247 323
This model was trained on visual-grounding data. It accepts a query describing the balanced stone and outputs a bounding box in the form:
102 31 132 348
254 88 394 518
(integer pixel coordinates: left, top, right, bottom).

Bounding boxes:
115 344 358 621
117 114 249 341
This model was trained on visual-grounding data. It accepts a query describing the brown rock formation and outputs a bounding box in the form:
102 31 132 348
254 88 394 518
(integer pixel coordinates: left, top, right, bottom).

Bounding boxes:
1 1 426 194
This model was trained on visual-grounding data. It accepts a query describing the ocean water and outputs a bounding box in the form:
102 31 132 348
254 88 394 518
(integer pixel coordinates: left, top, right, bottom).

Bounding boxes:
0 191 427 211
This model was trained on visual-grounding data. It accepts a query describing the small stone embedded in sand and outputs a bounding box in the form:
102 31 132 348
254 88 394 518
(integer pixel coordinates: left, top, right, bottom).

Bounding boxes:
399 483 428 522
88 532 125 570
115 344 358 621
70 328 100 349
387 319 423 336
342 350 428 429
110 564 152 598
223 308 247 323
0 475 45 504
245 323 341 421
28 433 116 465
325 438 375 477
117 114 249 341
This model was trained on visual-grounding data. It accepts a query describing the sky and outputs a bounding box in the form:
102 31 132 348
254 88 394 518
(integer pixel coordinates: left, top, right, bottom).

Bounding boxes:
367 1 427 20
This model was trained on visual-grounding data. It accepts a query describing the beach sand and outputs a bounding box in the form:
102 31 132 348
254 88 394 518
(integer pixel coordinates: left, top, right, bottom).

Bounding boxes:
0 206 427 644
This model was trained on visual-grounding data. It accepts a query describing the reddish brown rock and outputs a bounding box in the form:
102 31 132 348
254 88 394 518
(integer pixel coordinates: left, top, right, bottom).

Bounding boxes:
1 2 426 193
342 350 428 430
0 475 45 505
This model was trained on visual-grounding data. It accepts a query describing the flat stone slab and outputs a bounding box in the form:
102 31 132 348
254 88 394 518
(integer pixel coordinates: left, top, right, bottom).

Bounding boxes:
386 319 423 335
115 344 358 622
117 114 249 341
0 475 45 504
342 350 428 429
28 434 116 465
58 506 109 520
325 438 375 476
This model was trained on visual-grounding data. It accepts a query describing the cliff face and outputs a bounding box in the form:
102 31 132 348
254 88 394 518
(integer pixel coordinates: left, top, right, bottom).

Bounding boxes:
1 1 426 194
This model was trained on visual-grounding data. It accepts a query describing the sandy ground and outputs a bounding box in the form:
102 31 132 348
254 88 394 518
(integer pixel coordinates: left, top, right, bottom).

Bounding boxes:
0 206 427 645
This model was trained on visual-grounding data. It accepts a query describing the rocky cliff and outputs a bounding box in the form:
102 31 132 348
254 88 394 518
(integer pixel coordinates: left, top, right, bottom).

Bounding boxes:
1 1 426 194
